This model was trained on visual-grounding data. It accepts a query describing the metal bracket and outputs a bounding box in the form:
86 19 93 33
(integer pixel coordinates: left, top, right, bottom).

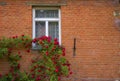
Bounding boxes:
73 38 76 56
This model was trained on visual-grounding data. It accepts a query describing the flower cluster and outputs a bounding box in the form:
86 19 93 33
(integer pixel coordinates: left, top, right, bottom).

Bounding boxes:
30 36 72 81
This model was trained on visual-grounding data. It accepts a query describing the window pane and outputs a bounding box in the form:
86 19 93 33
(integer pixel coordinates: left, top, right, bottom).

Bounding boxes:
35 10 58 18
35 21 45 38
48 22 59 40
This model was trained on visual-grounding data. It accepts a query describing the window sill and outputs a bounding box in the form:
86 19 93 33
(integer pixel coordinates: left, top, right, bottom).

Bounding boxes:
31 46 42 51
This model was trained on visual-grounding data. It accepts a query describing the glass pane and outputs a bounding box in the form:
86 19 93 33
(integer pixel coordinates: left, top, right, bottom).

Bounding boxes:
35 10 58 18
35 21 45 38
48 22 59 40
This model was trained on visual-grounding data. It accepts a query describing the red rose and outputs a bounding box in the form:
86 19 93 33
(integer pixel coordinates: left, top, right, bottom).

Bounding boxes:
54 41 59 45
54 38 58 42
40 66 44 68
19 55 22 58
8 48 12 53
31 74 35 78
53 45 56 50
53 61 57 64
14 73 18 77
58 76 61 81
32 38 37 43
68 67 70 71
38 70 41 72
0 74 2 78
62 48 65 52
55 68 59 73
48 68 50 71
51 57 55 61
46 46 48 48
18 51 20 54
54 38 59 45
21 34 24 37
44 75 46 78
67 75 69 78
26 49 30 53
30 69 34 72
12 36 15 39
52 48 55 51
5 73 8 76
69 71 73 75
36 76 41 81
17 64 20 69
34 66 37 69
9 66 14 72
62 64 66 66
46 51 49 56
47 36 51 42
25 45 28 48
31 60 35 63
66 63 70 67
62 52 65 56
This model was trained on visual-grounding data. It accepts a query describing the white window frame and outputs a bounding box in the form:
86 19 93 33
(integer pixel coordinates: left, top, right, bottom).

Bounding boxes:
32 7 61 47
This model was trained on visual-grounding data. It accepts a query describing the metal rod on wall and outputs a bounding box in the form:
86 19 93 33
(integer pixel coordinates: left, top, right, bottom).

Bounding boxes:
73 38 76 56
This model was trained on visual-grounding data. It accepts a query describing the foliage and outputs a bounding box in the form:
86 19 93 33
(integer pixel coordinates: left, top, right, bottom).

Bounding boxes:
0 35 72 81
0 35 31 58
30 36 72 81
0 35 32 81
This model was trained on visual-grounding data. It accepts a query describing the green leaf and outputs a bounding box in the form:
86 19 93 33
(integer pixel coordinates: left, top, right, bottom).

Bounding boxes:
57 50 62 54
8 54 21 62
59 57 66 64
61 66 69 76
0 48 8 58
50 75 58 81
19 72 30 81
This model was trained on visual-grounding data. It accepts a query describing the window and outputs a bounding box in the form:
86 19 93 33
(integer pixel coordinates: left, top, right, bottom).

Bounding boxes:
32 8 61 48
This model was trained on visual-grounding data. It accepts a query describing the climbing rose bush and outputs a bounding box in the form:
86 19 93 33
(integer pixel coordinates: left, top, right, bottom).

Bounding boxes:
30 36 72 81
0 35 72 81
0 35 32 81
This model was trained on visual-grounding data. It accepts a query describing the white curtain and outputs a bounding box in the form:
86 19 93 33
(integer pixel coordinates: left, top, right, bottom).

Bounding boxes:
35 21 45 38
48 22 59 40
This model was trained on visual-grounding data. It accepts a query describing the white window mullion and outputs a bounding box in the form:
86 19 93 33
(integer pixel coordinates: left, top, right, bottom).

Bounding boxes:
59 9 61 45
32 9 36 47
33 9 35 39
46 21 48 36
35 18 59 21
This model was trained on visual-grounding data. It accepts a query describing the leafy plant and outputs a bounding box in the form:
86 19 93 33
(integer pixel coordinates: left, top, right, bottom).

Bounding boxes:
0 35 32 81
30 36 72 81
0 35 72 81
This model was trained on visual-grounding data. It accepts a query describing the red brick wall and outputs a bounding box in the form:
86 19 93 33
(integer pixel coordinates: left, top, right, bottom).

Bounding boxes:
0 1 32 37
0 0 120 81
